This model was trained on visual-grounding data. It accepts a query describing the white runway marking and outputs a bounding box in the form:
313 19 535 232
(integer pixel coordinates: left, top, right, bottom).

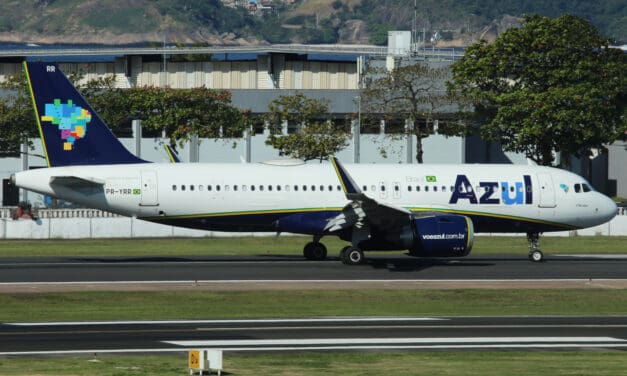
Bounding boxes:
6 317 446 327
163 337 626 347
2 278 627 286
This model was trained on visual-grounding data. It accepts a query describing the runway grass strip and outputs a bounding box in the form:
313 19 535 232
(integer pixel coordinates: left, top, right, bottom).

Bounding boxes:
0 236 625 257
1 352 627 376
1 289 626 322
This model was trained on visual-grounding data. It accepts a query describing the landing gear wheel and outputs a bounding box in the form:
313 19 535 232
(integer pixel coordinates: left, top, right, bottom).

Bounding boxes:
303 242 327 261
340 246 364 265
529 250 544 262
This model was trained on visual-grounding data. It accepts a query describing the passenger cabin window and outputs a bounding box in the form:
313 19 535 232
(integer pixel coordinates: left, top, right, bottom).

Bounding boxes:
190 185 195 191
216 185 221 191
208 185 212 191
172 185 177 191
408 186 412 192
251 185 255 191
181 185 186 191
234 185 238 191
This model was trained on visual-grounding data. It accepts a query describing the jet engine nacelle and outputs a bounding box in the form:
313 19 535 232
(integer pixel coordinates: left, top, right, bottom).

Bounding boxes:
404 214 474 257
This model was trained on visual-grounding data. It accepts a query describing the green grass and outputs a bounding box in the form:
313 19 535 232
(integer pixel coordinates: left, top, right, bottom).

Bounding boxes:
0 236 625 258
2 289 627 322
2 352 627 376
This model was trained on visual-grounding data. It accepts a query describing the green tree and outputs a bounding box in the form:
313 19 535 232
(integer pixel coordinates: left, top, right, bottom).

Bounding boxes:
448 14 627 165
265 93 350 162
361 63 461 163
0 71 38 156
126 87 246 145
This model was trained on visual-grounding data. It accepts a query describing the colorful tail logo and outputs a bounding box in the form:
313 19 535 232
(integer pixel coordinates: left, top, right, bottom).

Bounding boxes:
41 99 92 151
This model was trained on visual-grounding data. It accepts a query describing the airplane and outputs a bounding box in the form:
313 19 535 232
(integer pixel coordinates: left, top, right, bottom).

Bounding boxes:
11 62 618 264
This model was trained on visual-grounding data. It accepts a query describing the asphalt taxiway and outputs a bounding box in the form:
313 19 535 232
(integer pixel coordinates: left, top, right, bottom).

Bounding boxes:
2 316 627 355
1 254 626 287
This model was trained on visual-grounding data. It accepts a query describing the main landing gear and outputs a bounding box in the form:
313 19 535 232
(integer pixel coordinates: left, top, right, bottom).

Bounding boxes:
303 238 327 261
527 232 544 262
302 237 365 265
340 245 364 265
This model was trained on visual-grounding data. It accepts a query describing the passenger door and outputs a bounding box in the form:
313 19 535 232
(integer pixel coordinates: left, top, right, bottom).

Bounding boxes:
537 173 556 208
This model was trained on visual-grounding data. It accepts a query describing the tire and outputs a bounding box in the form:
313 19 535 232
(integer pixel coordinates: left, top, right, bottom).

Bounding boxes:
341 246 364 265
311 243 327 261
303 242 315 260
529 250 544 262
304 242 327 261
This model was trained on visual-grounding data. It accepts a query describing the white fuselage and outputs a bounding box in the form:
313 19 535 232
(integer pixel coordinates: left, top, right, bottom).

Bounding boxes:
14 162 618 233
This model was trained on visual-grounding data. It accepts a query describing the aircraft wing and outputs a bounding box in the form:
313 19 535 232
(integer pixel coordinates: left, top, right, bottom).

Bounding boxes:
49 176 105 189
325 157 412 233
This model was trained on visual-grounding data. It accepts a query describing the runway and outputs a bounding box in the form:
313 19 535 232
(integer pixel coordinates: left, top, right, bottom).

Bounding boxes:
1 254 627 287
2 316 626 355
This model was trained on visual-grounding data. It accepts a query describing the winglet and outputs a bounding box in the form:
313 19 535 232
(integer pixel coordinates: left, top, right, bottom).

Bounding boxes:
330 156 362 199
164 144 181 163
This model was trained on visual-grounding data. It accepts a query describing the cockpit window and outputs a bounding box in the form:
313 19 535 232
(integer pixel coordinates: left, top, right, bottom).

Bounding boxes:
574 183 581 193
582 183 592 192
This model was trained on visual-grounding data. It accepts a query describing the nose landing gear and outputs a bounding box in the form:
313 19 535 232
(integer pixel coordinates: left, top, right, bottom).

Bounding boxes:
527 232 544 262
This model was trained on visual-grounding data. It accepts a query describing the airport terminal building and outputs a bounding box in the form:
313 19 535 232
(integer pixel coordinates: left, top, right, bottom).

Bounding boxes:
0 42 625 209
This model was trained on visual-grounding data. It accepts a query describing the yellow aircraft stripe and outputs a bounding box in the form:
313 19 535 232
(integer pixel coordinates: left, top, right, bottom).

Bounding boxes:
23 61 51 167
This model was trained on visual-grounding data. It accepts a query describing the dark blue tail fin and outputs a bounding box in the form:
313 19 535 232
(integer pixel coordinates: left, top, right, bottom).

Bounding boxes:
24 61 147 167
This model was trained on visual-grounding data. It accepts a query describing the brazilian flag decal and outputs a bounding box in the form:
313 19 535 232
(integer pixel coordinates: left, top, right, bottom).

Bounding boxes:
426 176 437 183
132 189 141 195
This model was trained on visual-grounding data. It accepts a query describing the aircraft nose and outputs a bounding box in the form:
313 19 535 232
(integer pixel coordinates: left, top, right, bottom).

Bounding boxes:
596 194 618 223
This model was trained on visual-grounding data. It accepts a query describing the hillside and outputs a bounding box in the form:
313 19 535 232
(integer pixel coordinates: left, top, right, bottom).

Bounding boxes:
0 0 624 46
